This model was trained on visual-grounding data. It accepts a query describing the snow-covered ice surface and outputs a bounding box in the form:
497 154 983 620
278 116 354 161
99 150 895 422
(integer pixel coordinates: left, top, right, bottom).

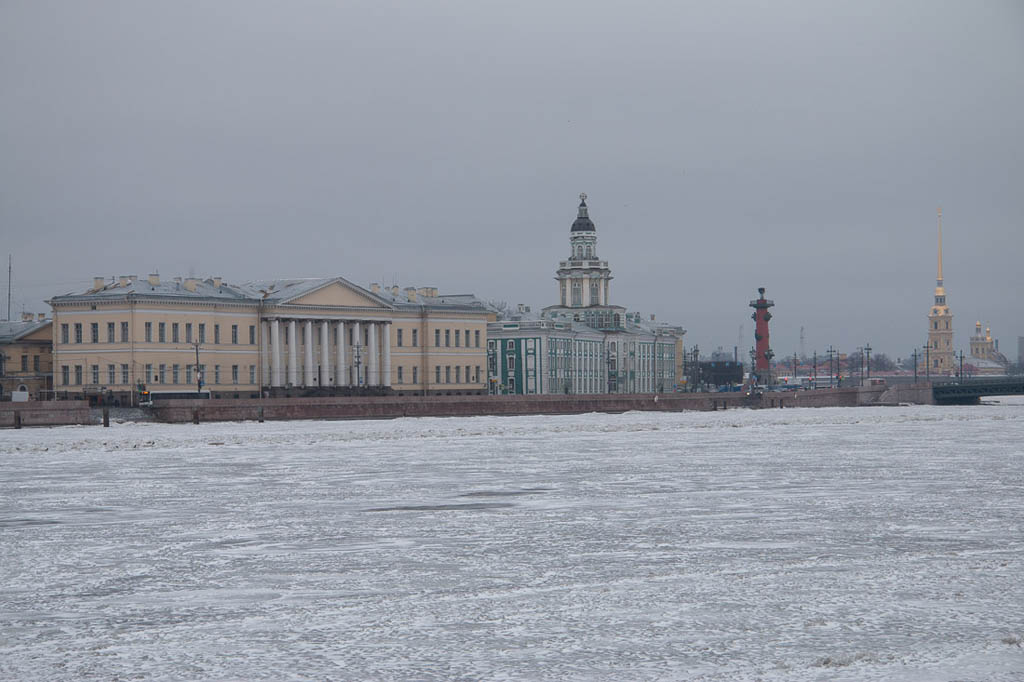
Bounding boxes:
3 400 1024 681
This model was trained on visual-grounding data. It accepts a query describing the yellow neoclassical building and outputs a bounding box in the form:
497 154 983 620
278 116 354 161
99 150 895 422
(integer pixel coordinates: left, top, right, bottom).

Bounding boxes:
48 274 493 403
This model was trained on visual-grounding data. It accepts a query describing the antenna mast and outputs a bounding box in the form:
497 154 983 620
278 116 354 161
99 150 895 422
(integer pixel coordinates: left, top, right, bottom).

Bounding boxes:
6 254 10 322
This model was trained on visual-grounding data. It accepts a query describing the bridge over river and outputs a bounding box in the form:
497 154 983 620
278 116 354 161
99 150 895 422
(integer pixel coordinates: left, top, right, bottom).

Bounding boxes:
932 377 1024 405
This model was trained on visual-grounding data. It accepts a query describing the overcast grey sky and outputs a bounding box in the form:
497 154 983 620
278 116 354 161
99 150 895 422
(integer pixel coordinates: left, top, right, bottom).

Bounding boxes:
2 0 1021 359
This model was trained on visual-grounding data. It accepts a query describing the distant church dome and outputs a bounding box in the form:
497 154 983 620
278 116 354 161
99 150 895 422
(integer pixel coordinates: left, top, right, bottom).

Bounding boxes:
571 193 596 232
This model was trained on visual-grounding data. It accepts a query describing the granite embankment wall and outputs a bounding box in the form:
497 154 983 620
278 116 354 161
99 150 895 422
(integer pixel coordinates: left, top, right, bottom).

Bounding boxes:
0 384 907 428
0 401 91 428
149 386 889 424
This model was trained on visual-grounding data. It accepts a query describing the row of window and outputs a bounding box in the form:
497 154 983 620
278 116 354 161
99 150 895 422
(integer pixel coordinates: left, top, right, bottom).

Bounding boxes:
59 363 257 386
60 321 257 346
424 365 482 385
59 321 485 349
0 354 42 375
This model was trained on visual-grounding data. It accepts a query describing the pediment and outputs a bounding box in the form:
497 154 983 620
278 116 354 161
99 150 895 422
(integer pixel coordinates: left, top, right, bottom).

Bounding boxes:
285 280 389 309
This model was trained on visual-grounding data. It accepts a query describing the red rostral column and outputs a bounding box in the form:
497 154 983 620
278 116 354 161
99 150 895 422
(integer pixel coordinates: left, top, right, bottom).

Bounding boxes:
749 287 775 383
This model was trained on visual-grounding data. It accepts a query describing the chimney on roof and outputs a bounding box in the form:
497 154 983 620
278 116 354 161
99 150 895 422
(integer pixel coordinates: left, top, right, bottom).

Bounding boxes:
404 287 417 302
92 276 105 290
184 278 197 292
148 273 160 286
119 275 130 287
370 283 381 294
22 312 33 321
212 277 222 288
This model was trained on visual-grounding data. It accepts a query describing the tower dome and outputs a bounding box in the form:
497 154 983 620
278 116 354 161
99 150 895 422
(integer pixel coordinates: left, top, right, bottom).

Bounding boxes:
571 193 596 232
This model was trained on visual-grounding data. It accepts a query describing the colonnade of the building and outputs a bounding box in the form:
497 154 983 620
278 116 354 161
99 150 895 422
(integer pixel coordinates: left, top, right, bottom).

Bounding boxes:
262 318 391 388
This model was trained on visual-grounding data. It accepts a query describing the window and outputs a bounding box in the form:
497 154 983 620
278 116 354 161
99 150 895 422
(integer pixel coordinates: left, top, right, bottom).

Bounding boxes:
186 365 193 385
21 355 28 371
466 365 471 383
397 329 404 347
33 356 40 372
475 330 480 347
455 330 460 347
249 365 255 384
145 322 152 343
572 281 582 306
445 366 451 383
158 323 166 343
214 365 221 384
108 364 116 384
90 323 98 343
507 356 515 370
435 329 441 347
121 364 129 384
90 365 98 384
107 322 115 343
121 321 129 343
214 324 220 344
249 325 256 345
145 364 153 383
61 324 69 344
159 364 166 383
445 329 451 347
397 366 404 383
412 366 418 384
435 366 441 384
412 329 418 347
186 323 193 343
62 365 69 385
198 323 206 343
172 323 179 343
75 323 83 343
232 365 239 384
199 364 206 386
231 325 238 344
172 364 180 384
506 340 514 350
475 365 481 382
455 366 461 383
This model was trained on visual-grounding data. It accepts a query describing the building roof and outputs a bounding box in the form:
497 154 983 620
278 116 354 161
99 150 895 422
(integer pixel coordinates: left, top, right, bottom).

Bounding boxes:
48 275 490 314
571 194 596 232
0 319 51 344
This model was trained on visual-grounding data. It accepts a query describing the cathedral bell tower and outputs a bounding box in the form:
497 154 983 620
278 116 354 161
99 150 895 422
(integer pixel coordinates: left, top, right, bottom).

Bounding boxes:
555 193 613 308
927 208 954 374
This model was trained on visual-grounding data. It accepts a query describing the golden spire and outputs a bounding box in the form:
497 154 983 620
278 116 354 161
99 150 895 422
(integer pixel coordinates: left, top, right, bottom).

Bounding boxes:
937 207 943 286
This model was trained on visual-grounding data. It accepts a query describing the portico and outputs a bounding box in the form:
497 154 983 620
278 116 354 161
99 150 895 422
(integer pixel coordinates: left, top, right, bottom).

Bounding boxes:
263 316 393 389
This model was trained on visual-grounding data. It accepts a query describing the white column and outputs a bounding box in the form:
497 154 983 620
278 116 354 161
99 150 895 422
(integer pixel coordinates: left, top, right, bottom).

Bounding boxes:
336 321 347 386
352 321 361 385
320 320 330 387
271 319 282 387
304 320 314 387
266 319 274 382
368 322 379 386
383 322 392 388
287 320 298 386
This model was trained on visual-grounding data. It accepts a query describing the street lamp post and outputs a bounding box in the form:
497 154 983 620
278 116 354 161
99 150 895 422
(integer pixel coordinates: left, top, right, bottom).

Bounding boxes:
912 348 918 383
192 341 202 395
826 345 835 388
864 343 872 381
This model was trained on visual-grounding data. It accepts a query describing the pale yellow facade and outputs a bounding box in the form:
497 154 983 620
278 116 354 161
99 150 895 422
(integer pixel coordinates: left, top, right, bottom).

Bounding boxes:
48 275 492 402
0 315 53 399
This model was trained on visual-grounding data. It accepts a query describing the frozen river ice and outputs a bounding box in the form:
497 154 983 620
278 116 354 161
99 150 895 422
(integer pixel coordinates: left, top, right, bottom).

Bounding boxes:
2 401 1024 681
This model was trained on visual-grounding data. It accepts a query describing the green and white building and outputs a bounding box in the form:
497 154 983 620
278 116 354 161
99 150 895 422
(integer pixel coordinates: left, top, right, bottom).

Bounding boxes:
487 195 685 395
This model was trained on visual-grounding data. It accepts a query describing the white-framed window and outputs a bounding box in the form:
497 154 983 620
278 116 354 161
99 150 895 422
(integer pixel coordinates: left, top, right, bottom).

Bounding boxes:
412 329 418 347
445 366 451 383
91 365 99 385
214 365 221 384
397 366 404 383
475 330 480 347
455 366 461 383
435 366 441 384
74 365 82 385
397 328 404 347
108 364 116 385
231 325 238 344
144 322 152 343
75 323 83 343
158 323 166 343
232 365 239 384
172 364 180 384
107 322 115 343
91 323 99 343
62 365 69 385
121 364 129 384
121 321 129 343
455 330 460 347
249 365 255 384
158 364 166 383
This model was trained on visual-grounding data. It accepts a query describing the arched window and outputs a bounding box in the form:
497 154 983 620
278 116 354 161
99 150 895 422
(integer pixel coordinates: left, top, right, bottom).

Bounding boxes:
571 281 582 306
